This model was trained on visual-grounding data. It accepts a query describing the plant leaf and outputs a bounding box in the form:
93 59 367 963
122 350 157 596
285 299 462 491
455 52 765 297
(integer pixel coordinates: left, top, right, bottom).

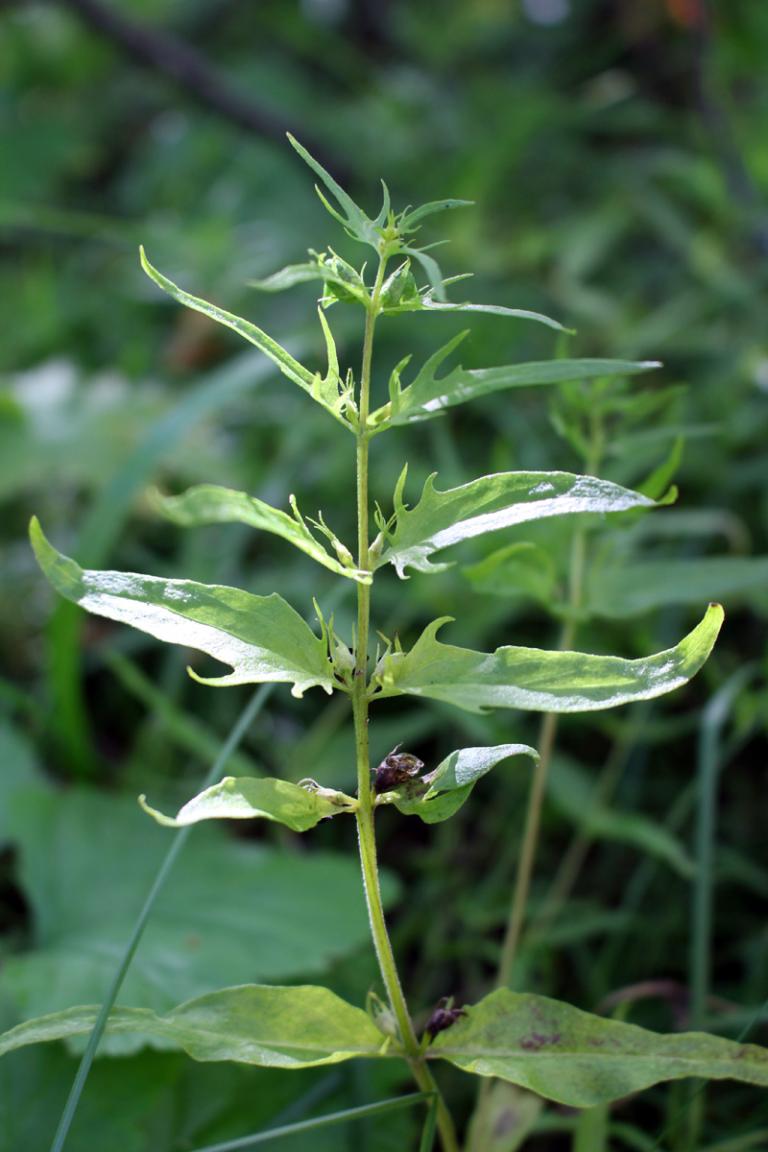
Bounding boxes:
386 744 538 824
153 484 370 584
372 605 723 714
30 518 334 697
463 543 557 605
398 199 474 232
587 556 768 619
548 757 694 878
0 787 398 1043
287 134 379 247
430 989 768 1106
0 985 385 1068
371 334 660 427
385 292 570 332
140 776 354 831
376 470 656 577
248 262 327 292
140 248 349 426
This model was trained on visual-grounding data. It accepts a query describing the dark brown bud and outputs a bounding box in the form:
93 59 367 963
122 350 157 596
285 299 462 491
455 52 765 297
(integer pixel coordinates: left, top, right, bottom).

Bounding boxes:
373 748 424 794
423 997 466 1040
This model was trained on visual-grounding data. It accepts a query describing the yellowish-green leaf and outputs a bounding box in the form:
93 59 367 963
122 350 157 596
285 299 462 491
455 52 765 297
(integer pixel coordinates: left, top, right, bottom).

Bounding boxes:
373 605 723 714
140 776 356 831
0 985 385 1068
154 484 370 583
30 518 334 697
430 989 768 1106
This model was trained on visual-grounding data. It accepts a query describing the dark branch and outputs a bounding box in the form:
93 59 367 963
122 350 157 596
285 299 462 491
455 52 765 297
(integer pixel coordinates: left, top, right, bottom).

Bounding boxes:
56 0 348 178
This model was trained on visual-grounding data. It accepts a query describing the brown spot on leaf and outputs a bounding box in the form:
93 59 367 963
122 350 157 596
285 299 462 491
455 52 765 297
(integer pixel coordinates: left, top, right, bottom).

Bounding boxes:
520 1031 561 1051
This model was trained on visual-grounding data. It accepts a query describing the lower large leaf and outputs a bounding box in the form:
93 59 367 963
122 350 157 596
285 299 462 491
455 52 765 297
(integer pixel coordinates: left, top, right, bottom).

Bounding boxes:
30 518 333 696
0 788 397 1050
372 605 723 714
430 989 768 1106
0 985 384 1069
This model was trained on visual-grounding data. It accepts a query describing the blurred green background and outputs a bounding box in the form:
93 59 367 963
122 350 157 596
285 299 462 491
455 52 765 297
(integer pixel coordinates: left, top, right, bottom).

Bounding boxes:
1 1 767 1149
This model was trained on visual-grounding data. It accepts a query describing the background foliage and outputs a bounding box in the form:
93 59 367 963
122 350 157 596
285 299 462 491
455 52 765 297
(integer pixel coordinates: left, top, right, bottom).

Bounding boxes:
1 1 767 1148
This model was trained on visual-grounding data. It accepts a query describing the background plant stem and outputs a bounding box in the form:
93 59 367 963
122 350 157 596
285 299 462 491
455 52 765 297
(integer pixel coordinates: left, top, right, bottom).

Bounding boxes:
352 256 459 1152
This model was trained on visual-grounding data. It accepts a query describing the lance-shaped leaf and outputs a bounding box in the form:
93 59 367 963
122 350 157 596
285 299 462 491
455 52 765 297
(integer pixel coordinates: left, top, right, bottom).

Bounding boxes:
0 985 384 1068
429 989 768 1107
30 519 334 697
140 249 350 426
375 469 656 577
250 250 369 309
154 484 370 584
384 744 538 824
384 291 569 332
287 134 383 248
372 605 723 714
140 776 356 832
587 555 768 619
370 332 660 428
398 199 474 232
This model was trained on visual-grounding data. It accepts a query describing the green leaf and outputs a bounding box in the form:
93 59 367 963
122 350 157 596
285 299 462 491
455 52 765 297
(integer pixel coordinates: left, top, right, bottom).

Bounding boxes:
0 985 385 1068
548 757 694 878
384 744 538 824
30 518 334 696
250 251 369 310
287 134 380 248
139 248 349 426
375 469 656 577
587 556 768 619
372 605 723 714
398 199 474 232
0 788 398 1043
371 334 659 428
430 989 768 1106
140 776 355 831
153 484 370 584
385 292 570 332
463 543 557 605
249 262 327 292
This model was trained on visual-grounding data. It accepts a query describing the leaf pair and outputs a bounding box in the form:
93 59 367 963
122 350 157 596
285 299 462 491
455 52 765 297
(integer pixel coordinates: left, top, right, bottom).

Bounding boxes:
30 519 723 714
4 984 768 1109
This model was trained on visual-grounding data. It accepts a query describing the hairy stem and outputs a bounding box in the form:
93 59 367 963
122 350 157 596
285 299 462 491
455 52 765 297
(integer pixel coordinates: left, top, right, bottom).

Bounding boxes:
352 255 459 1152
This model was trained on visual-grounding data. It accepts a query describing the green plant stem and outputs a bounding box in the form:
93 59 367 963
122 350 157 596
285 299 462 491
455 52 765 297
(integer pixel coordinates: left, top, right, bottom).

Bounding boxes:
495 535 582 991
352 255 459 1152
495 403 602 990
